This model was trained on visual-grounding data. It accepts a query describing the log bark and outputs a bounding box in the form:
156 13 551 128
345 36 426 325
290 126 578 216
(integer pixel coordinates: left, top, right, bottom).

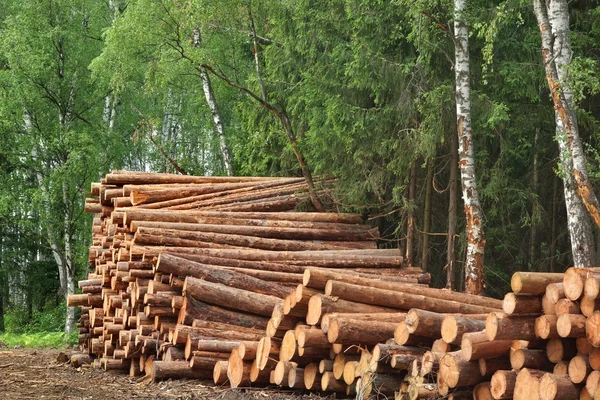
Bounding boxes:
491 370 518 399
177 295 268 328
439 351 482 388
306 293 397 325
510 349 553 371
539 373 580 400
151 360 212 380
503 293 543 315
511 272 564 295
183 277 282 317
327 318 397 345
326 281 499 314
158 254 289 298
440 314 487 344
485 313 537 341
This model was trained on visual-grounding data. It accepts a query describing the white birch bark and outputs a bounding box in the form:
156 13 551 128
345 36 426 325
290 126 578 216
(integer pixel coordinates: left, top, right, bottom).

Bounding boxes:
454 0 485 294
200 67 234 176
62 182 75 334
534 0 596 266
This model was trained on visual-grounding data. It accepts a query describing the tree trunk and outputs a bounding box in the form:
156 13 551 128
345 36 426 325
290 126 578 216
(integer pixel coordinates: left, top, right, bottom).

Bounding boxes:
529 128 540 271
550 174 559 272
533 0 597 267
454 0 485 294
422 159 433 272
199 67 234 176
447 122 458 289
406 163 416 267
248 8 267 102
62 182 75 335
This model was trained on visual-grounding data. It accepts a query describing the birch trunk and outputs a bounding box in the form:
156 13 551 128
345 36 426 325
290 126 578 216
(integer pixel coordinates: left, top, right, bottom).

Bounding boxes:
454 0 485 294
199 67 234 176
533 0 596 267
62 183 76 334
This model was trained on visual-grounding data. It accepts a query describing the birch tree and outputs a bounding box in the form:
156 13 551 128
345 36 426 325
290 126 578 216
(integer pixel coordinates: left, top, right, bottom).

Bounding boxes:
454 0 486 294
533 0 598 267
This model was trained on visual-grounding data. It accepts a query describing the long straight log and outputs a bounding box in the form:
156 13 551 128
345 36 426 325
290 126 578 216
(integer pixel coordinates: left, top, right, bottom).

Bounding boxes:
157 253 289 298
183 277 282 317
485 313 537 341
151 360 212 380
306 294 397 325
327 318 397 345
511 272 564 295
177 295 268 328
325 281 499 314
440 314 487 345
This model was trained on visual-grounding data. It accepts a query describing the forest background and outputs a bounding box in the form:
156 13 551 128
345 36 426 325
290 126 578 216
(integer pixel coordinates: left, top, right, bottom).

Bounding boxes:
0 0 599 340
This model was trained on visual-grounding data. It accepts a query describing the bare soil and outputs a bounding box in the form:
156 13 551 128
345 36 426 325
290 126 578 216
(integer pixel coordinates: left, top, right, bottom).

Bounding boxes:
0 348 338 400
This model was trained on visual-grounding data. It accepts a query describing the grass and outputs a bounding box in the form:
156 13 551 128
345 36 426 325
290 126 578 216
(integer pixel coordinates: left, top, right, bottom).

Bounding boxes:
0 331 78 348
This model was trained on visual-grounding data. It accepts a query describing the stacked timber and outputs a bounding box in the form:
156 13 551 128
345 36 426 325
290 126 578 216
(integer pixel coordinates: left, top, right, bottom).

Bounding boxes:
69 170 429 387
75 170 600 399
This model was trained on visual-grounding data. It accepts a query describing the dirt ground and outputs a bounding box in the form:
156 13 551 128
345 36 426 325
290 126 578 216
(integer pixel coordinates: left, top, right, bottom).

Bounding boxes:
0 348 339 400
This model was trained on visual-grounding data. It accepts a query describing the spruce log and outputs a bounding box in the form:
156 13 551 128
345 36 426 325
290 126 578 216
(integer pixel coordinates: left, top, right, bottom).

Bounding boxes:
535 315 560 339
177 295 268 328
564 267 600 301
546 338 577 363
586 311 600 347
461 331 513 361
514 368 545 400
478 356 511 376
546 283 565 305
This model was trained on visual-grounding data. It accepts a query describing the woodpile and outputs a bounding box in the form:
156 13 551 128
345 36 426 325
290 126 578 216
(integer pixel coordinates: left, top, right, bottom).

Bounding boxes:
69 170 428 388
71 170 594 399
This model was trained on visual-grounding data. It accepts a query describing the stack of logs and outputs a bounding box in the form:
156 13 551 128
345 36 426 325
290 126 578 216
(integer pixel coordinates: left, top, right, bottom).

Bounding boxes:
71 170 600 399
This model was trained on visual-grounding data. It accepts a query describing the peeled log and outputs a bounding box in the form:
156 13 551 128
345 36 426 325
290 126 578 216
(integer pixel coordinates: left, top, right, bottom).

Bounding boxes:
183 277 282 317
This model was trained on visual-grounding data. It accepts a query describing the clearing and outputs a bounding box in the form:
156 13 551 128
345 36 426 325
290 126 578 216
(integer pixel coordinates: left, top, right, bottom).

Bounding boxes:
0 348 334 400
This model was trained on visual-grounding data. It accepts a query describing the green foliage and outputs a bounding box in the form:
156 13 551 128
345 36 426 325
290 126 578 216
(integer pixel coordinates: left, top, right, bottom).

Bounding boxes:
0 332 77 348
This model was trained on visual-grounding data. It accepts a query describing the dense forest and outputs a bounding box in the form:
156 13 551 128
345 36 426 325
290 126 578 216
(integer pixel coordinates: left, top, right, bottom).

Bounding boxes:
0 0 599 335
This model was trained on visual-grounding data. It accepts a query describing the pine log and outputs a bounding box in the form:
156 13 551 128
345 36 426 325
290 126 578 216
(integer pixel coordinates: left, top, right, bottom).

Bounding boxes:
491 370 518 399
327 318 397 345
585 275 600 300
503 293 543 315
133 245 404 268
440 314 487 345
514 368 545 400
325 281 499 314
546 283 565 305
580 296 600 317
320 312 406 334
586 370 600 396
306 293 396 325
555 298 580 315
478 356 511 376
439 351 482 388
171 324 263 345
303 363 320 390
586 311 600 347
321 371 347 392
461 330 513 361
295 326 330 348
183 277 282 317
564 267 600 301
421 351 444 376
358 372 404 397
473 382 493 400
510 349 553 371
317 271 501 309
568 355 591 384
539 373 580 400
151 360 211 380
546 338 578 363
589 347 600 370
158 254 289 298
553 361 568 375
557 313 587 338
485 313 537 341
511 272 564 295
177 296 268 328
535 315 560 339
